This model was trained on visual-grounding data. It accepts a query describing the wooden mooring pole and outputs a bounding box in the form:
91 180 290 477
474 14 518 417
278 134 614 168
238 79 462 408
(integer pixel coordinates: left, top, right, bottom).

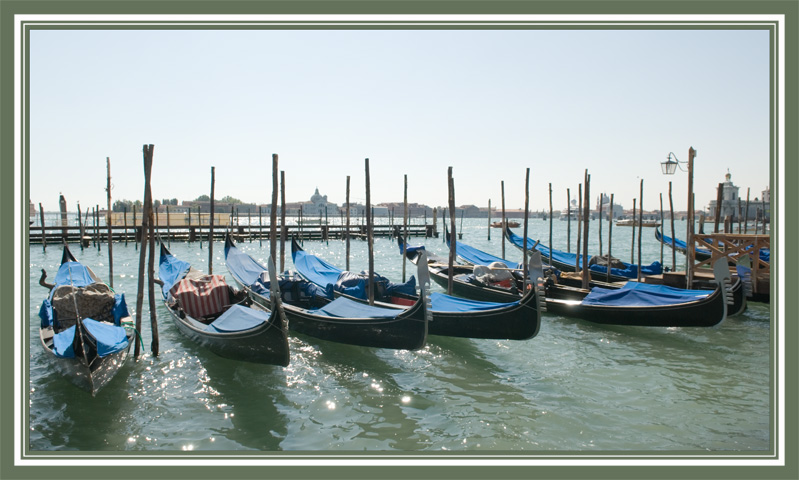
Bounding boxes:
582 171 590 290
208 166 215 274
366 159 375 305
270 154 278 266
607 193 614 283
575 184 582 273
134 144 154 359
402 174 408 282
501 181 506 259
668 181 676 271
38 202 46 251
523 169 530 285
566 188 571 252
637 178 643 282
447 166 456 296
106 158 114 288
280 170 287 271
345 176 351 271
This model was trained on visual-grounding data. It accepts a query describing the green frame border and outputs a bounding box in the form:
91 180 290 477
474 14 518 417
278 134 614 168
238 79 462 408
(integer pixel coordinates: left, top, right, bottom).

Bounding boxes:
2 1 796 479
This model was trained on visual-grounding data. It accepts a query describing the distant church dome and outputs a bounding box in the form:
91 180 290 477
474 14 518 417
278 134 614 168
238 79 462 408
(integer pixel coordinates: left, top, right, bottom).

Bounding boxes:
310 188 327 206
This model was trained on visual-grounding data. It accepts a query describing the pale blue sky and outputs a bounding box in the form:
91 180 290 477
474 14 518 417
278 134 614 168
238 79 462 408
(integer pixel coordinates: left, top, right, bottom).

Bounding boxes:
29 28 771 213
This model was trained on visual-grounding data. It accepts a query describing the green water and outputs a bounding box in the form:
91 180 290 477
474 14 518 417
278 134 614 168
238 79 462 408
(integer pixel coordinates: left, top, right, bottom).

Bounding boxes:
25 219 771 452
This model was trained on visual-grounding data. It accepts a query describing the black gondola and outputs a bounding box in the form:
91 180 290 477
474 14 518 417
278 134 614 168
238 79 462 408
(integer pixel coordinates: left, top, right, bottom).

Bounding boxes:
37 243 135 395
224 235 429 350
158 243 290 366
404 235 734 328
291 237 540 340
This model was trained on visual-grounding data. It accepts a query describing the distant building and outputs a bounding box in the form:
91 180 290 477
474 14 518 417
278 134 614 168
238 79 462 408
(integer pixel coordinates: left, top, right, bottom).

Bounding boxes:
707 171 769 221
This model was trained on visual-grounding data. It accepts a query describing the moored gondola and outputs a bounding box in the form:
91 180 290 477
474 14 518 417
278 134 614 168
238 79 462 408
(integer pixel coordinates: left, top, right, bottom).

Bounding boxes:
37 243 135 395
292 237 540 340
158 243 290 366
225 235 429 350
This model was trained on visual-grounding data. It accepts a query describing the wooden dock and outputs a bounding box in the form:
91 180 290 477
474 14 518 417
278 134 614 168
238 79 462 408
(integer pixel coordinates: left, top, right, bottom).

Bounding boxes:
28 223 436 244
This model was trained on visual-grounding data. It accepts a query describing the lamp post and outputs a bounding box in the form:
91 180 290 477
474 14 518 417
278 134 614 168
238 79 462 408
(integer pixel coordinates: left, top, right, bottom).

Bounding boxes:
661 147 697 287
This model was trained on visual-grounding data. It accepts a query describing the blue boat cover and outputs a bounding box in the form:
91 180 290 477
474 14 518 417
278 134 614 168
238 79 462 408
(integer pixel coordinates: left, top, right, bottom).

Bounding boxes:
205 304 268 333
53 261 95 290
430 292 519 312
82 318 130 357
293 246 417 299
292 247 343 288
308 296 403 319
112 294 130 326
506 228 662 278
52 325 77 358
399 240 426 254
159 253 191 298
581 282 711 307
454 241 520 269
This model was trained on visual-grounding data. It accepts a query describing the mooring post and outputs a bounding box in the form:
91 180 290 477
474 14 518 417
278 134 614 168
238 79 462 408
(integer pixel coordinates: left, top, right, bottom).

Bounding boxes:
280 170 287 271
607 193 614 283
668 181 676 271
501 181 506 259
123 205 128 246
134 144 154 360
366 159 375 305
714 182 724 233
582 171 591 290
637 178 643 282
447 166 457 296
598 192 604 258
38 202 46 251
144 146 159 356
106 158 114 288
548 183 552 265
77 202 84 250
402 174 408 282
566 188 571 253
270 154 278 267
208 166 215 274
575 184 582 273
659 193 664 266
523 169 530 286
630 198 636 265
345 175 351 271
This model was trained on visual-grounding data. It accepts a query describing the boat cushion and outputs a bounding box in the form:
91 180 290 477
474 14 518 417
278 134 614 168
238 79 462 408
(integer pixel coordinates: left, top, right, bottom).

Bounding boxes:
82 318 130 357
205 304 269 333
581 282 711 307
170 274 229 320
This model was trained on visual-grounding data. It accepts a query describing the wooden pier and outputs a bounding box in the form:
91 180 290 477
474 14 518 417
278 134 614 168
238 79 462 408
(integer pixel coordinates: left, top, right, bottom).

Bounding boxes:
29 223 435 244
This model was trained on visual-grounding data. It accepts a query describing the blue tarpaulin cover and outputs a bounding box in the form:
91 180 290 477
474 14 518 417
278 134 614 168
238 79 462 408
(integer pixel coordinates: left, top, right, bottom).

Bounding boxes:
453 241 520 269
293 245 417 299
308 296 403 319
581 282 711 307
52 325 77 358
82 318 130 357
158 253 191 299
205 304 269 333
430 292 519 312
53 262 94 292
505 228 662 278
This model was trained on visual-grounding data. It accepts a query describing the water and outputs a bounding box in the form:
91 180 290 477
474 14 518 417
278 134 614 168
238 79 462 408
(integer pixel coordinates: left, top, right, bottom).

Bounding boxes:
26 219 771 452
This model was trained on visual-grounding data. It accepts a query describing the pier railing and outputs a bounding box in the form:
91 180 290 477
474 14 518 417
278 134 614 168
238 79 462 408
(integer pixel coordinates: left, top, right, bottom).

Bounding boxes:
29 223 435 244
693 233 770 296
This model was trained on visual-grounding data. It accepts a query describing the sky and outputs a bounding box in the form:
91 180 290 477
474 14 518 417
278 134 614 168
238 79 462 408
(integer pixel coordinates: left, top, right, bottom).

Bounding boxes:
28 26 771 214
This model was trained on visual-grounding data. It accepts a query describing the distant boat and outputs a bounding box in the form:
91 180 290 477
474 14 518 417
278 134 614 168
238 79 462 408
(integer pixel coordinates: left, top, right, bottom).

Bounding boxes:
491 220 519 228
615 218 661 227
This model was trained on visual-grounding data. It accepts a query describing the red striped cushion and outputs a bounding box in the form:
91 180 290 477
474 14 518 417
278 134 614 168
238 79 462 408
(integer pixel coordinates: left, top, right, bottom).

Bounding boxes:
170 275 229 320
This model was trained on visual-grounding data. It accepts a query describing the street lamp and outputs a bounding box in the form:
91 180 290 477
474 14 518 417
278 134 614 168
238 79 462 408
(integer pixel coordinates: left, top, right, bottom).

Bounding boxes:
661 147 697 287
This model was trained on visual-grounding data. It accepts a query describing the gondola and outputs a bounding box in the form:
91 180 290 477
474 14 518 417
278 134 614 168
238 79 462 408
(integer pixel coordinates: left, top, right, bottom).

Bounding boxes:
37 243 135 395
158 243 289 366
225 235 429 350
412 236 737 327
504 225 663 283
291 237 540 340
399 236 527 304
543 259 731 327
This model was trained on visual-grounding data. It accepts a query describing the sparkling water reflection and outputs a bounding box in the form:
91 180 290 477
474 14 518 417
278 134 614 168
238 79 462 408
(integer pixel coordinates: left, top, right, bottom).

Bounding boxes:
26 219 771 452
